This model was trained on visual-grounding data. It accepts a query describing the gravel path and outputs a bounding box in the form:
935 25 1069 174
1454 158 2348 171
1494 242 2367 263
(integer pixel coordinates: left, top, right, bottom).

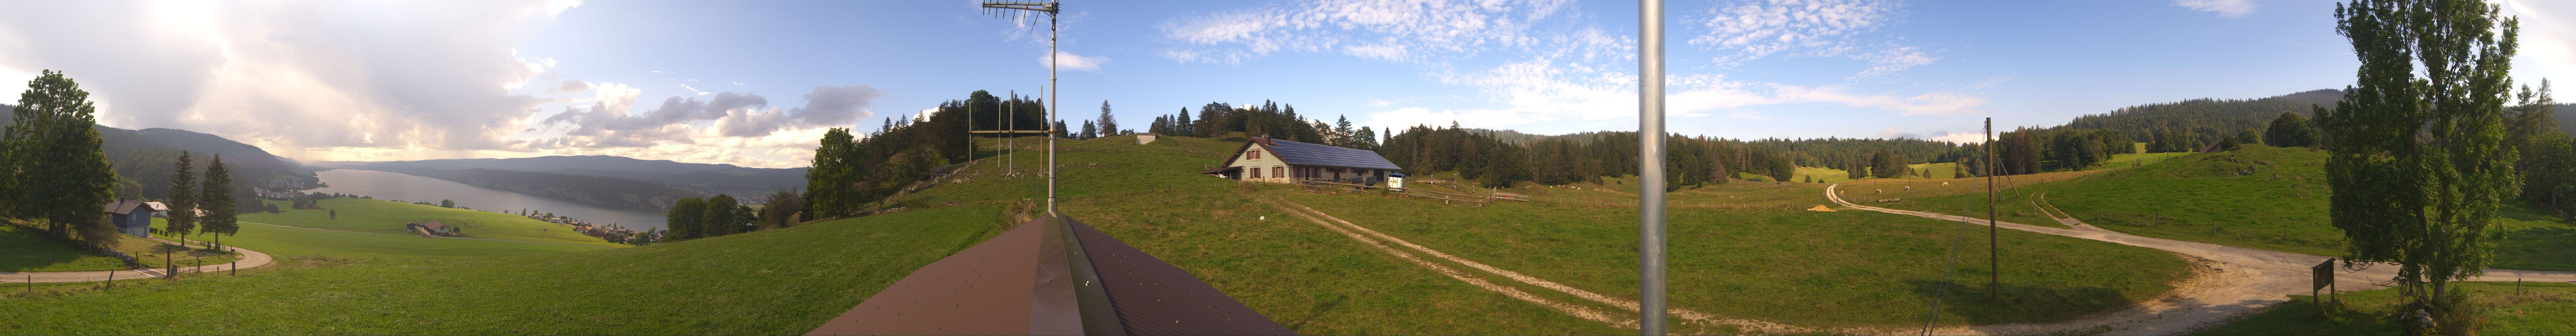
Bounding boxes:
1823 183 2576 335
1 237 273 283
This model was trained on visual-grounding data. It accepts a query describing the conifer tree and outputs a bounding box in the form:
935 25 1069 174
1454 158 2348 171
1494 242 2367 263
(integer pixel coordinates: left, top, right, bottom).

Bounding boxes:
199 155 235 249
166 152 197 242
1097 101 1117 136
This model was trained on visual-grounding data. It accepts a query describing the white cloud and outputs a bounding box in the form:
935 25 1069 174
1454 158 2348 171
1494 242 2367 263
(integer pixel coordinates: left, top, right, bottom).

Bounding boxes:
2174 0 2256 18
0 1 568 153
1046 50 1108 71
1928 132 1986 144
1158 0 1573 64
1726 112 1783 120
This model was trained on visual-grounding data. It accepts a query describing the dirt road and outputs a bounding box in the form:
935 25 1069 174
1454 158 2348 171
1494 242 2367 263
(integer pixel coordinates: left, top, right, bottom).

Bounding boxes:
1823 183 2576 335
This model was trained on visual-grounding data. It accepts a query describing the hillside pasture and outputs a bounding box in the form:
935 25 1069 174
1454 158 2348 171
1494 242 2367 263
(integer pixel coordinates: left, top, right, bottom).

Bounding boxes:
0 204 1015 335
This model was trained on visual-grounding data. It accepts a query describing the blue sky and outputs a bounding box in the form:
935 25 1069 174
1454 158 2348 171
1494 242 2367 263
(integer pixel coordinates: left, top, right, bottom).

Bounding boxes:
3 0 2571 168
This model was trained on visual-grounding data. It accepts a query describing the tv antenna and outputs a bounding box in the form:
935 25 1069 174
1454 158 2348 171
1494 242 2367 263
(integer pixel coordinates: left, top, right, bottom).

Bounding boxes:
973 0 1061 216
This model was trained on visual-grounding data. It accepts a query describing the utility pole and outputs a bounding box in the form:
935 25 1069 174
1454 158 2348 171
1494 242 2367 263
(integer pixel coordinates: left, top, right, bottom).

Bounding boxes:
1637 0 1667 334
1985 117 1997 299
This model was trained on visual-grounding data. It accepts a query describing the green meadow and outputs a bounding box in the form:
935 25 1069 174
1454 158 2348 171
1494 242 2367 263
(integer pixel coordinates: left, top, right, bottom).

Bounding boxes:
2199 282 2576 335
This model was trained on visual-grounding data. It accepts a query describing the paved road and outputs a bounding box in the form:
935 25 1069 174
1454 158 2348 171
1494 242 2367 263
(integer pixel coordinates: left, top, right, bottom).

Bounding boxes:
1 237 274 283
1822 183 2576 335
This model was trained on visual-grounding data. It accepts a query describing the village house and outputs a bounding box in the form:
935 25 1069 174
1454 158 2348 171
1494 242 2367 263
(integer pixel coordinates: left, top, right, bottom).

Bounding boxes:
1198 136 1402 185
104 199 154 238
407 221 456 237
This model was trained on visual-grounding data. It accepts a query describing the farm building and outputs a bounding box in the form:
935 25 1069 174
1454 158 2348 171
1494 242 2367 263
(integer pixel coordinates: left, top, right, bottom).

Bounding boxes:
1198 136 1401 185
104 199 154 238
408 221 456 237
143 201 169 217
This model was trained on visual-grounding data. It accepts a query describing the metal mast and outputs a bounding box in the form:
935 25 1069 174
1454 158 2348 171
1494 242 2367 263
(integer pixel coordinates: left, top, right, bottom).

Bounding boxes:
1637 0 1667 334
979 0 1060 216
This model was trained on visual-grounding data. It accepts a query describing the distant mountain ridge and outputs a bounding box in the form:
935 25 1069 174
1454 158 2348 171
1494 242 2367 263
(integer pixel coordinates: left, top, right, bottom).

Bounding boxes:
313 155 809 199
7 103 313 204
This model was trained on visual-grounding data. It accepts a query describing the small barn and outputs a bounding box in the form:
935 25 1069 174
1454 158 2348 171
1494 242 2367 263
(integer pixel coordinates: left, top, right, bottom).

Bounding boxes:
408 221 455 236
1198 136 1402 185
104 199 154 238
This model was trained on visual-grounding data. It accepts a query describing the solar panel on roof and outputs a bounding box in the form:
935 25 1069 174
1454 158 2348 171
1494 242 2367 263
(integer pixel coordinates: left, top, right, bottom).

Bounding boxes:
1258 138 1401 170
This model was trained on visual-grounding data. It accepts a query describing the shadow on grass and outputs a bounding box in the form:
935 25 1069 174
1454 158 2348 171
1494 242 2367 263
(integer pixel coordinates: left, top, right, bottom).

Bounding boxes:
1285 294 1346 331
2195 295 2399 335
1907 280 2134 325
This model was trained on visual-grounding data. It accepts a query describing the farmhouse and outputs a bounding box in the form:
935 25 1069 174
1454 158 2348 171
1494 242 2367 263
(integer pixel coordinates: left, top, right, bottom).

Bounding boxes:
104 199 154 238
408 221 455 237
1199 136 1401 185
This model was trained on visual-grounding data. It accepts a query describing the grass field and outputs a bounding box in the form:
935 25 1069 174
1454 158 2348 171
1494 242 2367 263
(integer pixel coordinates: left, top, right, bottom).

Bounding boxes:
1280 185 2191 328
1870 145 2576 271
0 203 1017 334
130 198 630 259
2198 282 2576 335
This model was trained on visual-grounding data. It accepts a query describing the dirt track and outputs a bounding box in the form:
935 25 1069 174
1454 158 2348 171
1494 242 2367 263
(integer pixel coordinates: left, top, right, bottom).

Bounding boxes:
1823 183 2576 335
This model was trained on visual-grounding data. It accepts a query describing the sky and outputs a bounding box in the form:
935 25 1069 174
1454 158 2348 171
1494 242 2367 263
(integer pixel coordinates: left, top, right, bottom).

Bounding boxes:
1 0 2571 168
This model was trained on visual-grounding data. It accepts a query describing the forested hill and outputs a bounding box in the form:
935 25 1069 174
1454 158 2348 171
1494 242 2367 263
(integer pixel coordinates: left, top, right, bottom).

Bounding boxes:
2054 89 2342 142
371 167 705 210
5 103 314 205
312 156 808 198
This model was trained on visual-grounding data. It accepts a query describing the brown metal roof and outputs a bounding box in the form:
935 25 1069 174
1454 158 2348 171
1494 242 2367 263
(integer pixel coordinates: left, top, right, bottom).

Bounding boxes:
1070 220 1297 335
808 216 1296 336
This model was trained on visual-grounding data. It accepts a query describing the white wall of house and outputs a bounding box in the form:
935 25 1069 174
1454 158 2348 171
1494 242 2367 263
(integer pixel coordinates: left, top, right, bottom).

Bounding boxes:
1226 143 1293 183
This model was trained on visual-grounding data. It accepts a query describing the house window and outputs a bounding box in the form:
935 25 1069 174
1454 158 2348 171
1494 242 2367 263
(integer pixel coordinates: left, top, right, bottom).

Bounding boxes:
1273 166 1284 178
1248 150 1261 160
1251 168 1261 179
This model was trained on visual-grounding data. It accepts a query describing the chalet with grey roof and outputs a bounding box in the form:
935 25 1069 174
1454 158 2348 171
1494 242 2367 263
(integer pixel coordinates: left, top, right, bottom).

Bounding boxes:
1199 136 1402 185
104 199 153 238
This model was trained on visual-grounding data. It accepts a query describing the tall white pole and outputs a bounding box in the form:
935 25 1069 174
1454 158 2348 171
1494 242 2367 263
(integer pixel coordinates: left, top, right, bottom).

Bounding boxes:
1637 0 1667 335
1046 6 1059 216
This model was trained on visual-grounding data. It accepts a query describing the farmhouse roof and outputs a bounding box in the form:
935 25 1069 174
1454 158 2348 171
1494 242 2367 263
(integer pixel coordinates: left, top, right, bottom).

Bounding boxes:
1227 136 1401 170
143 201 169 211
419 221 448 230
104 200 152 215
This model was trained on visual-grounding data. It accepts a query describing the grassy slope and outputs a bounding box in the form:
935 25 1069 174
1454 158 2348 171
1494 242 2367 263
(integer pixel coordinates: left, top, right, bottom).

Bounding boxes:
1285 180 2190 328
2198 282 2576 335
0 204 1014 335
2 219 239 272
0 224 130 272
180 198 629 258
1876 145 2576 270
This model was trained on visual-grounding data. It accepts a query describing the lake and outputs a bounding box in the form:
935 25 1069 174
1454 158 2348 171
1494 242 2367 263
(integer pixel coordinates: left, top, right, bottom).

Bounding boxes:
309 169 668 230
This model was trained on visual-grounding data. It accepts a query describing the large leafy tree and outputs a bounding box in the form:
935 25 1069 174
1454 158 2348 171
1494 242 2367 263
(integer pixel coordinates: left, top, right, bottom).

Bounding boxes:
804 128 854 220
2265 111 2322 148
701 194 739 237
665 197 706 240
166 151 197 242
6 70 119 242
199 155 236 248
2321 0 2522 308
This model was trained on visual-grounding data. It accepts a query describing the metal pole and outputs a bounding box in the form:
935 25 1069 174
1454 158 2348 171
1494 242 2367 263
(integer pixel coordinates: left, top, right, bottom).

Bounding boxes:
1046 7 1059 216
1010 90 1017 176
1985 118 1997 299
1637 0 1667 334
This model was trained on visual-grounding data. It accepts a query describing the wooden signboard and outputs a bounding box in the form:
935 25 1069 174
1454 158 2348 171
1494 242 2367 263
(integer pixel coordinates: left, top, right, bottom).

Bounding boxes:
2312 258 2336 306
